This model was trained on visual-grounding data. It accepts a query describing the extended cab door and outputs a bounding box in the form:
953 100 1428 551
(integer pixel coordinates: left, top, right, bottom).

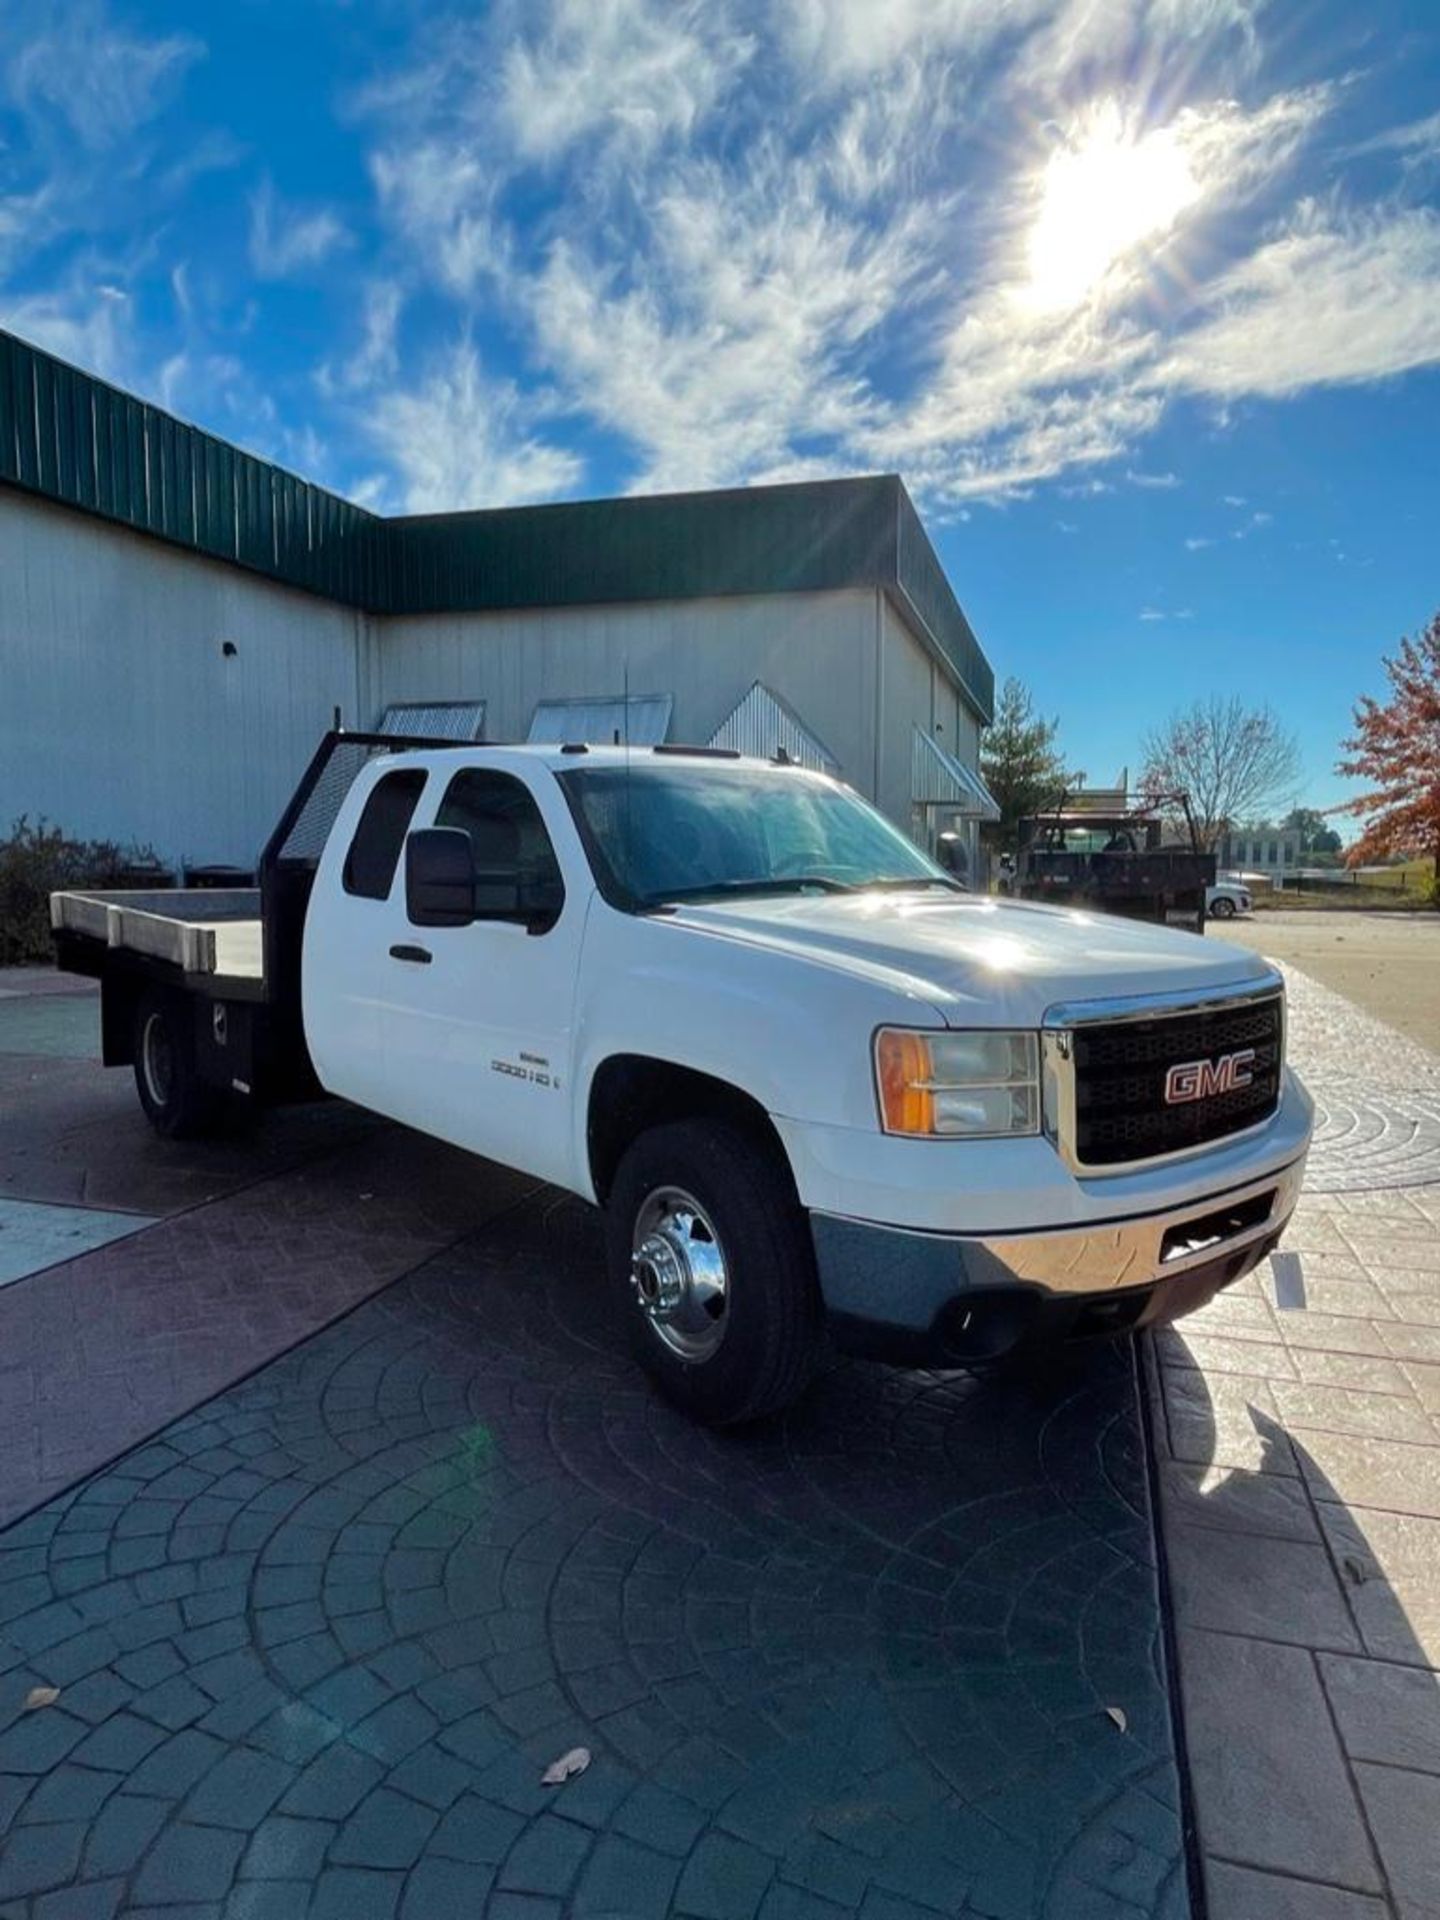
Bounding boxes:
379 764 585 1187
303 763 431 1114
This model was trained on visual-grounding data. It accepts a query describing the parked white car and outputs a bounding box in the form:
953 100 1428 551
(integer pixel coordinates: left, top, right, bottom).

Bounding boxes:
1206 880 1253 919
54 733 1311 1424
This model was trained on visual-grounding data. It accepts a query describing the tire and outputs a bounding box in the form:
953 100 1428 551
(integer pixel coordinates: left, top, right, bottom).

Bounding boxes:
132 989 224 1139
605 1119 821 1425
1210 896 1236 919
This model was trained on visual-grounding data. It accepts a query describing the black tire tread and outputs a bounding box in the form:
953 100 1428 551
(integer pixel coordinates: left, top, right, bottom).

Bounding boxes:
132 989 226 1140
606 1117 820 1425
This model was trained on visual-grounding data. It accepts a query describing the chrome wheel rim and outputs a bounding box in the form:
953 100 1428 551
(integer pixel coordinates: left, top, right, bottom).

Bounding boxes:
630 1186 729 1362
141 1012 174 1108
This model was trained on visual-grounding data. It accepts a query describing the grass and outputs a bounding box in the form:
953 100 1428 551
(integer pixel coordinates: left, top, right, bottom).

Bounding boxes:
1253 894 1432 913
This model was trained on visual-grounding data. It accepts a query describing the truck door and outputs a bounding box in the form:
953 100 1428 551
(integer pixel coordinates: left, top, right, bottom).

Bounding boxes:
303 764 430 1113
379 765 582 1186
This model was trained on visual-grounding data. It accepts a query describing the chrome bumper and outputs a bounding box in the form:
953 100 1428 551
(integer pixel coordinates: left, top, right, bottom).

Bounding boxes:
810 1155 1306 1352
963 1156 1304 1295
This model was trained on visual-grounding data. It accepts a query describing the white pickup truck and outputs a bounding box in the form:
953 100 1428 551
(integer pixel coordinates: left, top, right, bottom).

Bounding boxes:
53 731 1312 1424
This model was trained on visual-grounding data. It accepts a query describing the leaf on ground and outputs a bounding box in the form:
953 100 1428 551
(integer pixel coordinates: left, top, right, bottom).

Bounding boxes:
23 1686 60 1711
1104 1706 1128 1734
541 1746 591 1785
1342 1555 1369 1586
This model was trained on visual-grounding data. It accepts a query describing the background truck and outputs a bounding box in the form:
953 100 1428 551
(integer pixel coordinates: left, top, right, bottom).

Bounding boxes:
53 732 1312 1424
1010 793 1216 931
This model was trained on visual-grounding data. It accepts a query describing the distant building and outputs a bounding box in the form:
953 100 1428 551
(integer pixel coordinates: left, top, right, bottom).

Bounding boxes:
1219 828 1301 876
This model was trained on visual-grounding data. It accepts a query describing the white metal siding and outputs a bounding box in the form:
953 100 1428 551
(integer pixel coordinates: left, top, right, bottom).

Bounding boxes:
375 589 881 795
2 495 993 862
0 491 363 867
708 682 839 772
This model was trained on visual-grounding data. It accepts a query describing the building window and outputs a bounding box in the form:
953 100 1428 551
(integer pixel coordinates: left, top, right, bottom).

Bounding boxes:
343 770 428 900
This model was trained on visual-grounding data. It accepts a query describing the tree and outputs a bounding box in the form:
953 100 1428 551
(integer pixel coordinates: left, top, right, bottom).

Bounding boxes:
1336 611 1440 884
1282 806 1343 855
980 677 1071 846
1140 697 1300 850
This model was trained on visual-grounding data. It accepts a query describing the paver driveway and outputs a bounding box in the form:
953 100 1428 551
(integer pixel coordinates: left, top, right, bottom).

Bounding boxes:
0 1185 1185 1920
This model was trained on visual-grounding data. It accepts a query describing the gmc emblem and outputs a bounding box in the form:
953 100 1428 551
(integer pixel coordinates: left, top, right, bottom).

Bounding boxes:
1164 1048 1257 1105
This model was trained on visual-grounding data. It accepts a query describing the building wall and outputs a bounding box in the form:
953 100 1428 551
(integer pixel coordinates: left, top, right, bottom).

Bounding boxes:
373 588 885 797
874 596 982 837
375 589 986 837
0 491 363 868
0 489 988 867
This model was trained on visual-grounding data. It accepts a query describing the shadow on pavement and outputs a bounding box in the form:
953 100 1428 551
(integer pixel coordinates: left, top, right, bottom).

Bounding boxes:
1 1190 1191 1920
1155 1334 1438 1920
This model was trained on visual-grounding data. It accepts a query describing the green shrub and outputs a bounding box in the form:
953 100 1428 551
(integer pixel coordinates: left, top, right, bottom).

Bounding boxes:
0 817 162 966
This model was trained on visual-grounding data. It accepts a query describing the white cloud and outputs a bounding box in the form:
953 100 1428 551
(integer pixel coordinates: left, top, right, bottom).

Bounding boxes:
525 141 938 491
369 143 506 296
5 2 202 149
500 0 753 162
345 2 1440 509
249 178 351 279
1012 0 1265 93
1184 535 1214 548
782 0 1043 86
1127 468 1181 488
1346 109 1440 169
0 278 130 379
1163 204 1440 398
320 280 403 395
369 343 583 511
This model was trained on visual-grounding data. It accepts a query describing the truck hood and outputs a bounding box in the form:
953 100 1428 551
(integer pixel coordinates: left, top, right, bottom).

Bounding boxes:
662 891 1275 1024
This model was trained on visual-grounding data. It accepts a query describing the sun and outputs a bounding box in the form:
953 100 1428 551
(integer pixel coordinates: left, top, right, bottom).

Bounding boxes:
1024 99 1201 313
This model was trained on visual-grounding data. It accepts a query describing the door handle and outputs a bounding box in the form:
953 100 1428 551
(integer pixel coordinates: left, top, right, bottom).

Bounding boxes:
389 943 432 965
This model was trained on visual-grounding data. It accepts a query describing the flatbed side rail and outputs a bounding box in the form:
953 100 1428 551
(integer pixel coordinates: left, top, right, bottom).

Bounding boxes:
50 889 261 978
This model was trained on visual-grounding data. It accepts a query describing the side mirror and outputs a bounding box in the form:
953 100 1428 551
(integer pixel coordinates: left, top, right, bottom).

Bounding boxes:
406 829 476 927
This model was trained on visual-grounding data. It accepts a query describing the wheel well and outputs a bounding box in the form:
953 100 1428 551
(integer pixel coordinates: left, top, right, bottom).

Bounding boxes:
587 1055 791 1204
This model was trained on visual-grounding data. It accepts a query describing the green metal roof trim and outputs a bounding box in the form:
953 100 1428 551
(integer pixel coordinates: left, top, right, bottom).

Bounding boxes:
0 327 993 723
0 328 386 606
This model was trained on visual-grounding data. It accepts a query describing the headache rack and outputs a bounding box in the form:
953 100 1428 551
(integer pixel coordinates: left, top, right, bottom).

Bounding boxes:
1043 976 1285 1174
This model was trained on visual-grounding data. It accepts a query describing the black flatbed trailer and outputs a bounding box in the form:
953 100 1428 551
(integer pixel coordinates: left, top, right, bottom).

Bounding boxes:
1011 795 1216 931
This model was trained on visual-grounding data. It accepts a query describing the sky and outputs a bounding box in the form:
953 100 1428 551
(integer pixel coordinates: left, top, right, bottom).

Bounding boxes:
1 0 1438 818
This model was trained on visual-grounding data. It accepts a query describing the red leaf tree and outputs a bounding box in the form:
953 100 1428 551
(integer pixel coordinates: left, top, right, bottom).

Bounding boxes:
1336 612 1440 884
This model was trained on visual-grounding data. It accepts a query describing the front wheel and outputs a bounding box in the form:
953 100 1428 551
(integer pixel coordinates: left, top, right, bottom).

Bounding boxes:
605 1119 821 1425
1210 896 1236 919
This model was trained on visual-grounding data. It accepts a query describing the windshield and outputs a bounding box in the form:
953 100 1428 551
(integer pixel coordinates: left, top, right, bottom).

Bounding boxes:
559 763 956 908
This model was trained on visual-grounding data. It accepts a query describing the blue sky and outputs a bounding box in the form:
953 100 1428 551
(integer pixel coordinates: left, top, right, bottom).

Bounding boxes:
2 0 1438 816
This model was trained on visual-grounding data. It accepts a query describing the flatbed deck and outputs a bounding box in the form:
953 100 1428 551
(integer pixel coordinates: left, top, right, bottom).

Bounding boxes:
51 889 263 984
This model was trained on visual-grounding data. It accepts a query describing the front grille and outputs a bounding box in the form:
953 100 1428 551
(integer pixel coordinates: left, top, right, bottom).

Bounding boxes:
1071 994 1283 1167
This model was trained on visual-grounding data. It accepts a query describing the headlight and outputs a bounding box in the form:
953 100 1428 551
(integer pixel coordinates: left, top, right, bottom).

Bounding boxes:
874 1028 1041 1138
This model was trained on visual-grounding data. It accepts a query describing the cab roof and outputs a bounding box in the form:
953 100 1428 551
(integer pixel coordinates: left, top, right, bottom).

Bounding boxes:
380 740 829 777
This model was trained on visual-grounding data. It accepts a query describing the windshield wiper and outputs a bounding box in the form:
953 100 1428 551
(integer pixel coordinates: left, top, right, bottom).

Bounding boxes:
864 875 967 893
641 876 858 908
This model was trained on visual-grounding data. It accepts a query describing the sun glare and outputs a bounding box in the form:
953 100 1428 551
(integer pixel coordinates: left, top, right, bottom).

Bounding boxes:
1024 100 1201 313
